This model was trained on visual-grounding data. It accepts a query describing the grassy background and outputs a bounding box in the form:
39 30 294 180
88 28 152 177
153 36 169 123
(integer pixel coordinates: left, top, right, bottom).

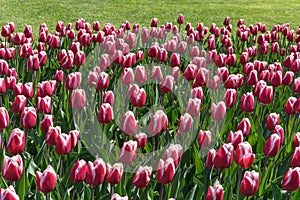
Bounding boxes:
0 0 299 35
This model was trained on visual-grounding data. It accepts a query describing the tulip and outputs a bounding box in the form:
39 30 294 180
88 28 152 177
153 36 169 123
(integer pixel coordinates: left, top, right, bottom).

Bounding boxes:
270 71 282 87
98 103 113 124
177 14 184 24
156 158 175 184
6 128 26 155
206 149 216 168
282 71 294 85
0 78 6 94
198 130 211 147
240 170 260 196
227 130 243 149
266 113 280 130
209 75 221 90
70 160 87 182
36 165 57 194
193 68 210 88
190 46 199 58
65 72 81 90
206 180 224 200
27 54 40 71
183 64 197 81
121 68 134 86
148 44 158 58
294 132 300 149
148 110 168 136
169 53 180 67
111 193 128 200
191 86 203 100
164 144 183 167
69 130 80 150
45 126 60 147
135 65 147 84
40 115 54 133
135 132 147 148
70 89 86 110
55 133 72 155
236 118 251 137
246 70 258 86
22 82 34 99
120 111 138 136
186 98 201 117
224 74 244 89
177 113 193 138
150 65 163 81
263 133 281 157
0 107 9 130
118 140 138 164
284 97 297 115
103 91 115 106
85 158 107 186
159 75 174 94
259 70 271 82
0 185 19 200
132 166 152 188
2 155 23 182
20 107 36 129
127 84 139 99
214 143 234 169
212 101 226 121
97 72 110 91
106 163 123 185
235 142 255 168
282 167 300 191
217 67 229 83
293 77 300 93
240 92 255 112
157 48 167 62
37 96 52 114
291 147 300 167
131 88 146 108
151 18 158 27
223 89 237 109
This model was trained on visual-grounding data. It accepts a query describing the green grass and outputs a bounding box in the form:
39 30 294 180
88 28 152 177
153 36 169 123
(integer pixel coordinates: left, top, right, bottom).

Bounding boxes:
0 0 300 35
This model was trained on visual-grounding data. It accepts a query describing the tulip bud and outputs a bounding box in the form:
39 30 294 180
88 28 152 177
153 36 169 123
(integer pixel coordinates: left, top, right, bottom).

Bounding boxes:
54 70 63 83
106 163 123 185
135 65 147 84
132 166 152 188
263 133 281 157
186 98 201 117
20 107 36 129
282 167 300 191
70 89 86 110
37 96 52 114
284 97 297 115
178 113 193 138
235 142 255 168
177 14 184 24
120 111 138 136
236 118 251 137
164 144 183 167
70 160 87 182
246 70 258 86
193 68 210 88
159 75 174 94
46 126 61 146
293 77 300 93
111 193 128 200
131 88 146 108
85 158 107 186
212 101 226 121
135 132 147 149
214 143 234 169
240 92 255 112
169 53 180 67
0 185 19 200
150 65 163 81
121 68 134 86
148 110 168 136
206 180 224 200
55 133 72 155
291 147 300 167
183 64 197 81
224 74 244 89
191 86 203 100
0 78 6 94
102 90 115 106
223 89 237 109
266 113 280 130
65 72 81 90
206 149 216 168
40 115 54 133
118 140 138 164
294 132 300 149
2 155 24 182
22 82 34 99
6 128 26 155
240 170 259 196
227 130 243 149
96 72 109 91
98 103 113 124
198 130 211 147
36 165 57 193
156 158 175 184
151 18 158 27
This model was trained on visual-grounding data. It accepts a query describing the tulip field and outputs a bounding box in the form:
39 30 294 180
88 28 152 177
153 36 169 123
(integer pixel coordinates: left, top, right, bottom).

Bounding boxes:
1 12 300 200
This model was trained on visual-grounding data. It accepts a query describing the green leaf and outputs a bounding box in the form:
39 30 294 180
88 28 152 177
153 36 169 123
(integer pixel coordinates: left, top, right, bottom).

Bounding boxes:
186 184 197 200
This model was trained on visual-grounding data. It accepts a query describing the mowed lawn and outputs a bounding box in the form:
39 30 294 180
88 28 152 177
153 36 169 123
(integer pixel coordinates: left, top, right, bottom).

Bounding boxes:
0 0 299 35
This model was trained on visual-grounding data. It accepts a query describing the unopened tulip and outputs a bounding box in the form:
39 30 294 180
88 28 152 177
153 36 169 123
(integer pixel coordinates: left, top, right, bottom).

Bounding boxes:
103 91 115 106
263 133 281 157
135 65 147 84
131 88 146 108
178 113 193 138
224 74 244 89
98 103 113 124
209 75 221 90
246 70 258 86
85 158 107 186
70 160 87 182
177 14 184 24
171 66 180 81
206 180 224 200
20 107 36 129
6 128 26 155
214 143 234 169
284 97 297 115
118 140 138 164
282 71 294 85
164 144 183 167
37 96 52 114
55 133 72 155
121 68 134 86
223 89 237 109
132 166 152 188
198 130 211 147
266 113 280 130
106 163 123 185
227 130 243 149
120 111 138 136
135 132 147 148
191 86 203 100
0 107 9 130
2 155 23 182
236 118 251 137
183 64 197 81
111 193 128 200
96 72 110 91
186 98 201 117
240 93 255 112
293 77 300 93
212 101 226 121
36 165 57 193
0 185 19 200
65 72 81 90
240 170 259 196
150 65 163 81
282 167 300 191
46 126 61 146
70 89 86 110
40 115 53 133
148 110 168 136
170 53 180 67
22 82 34 99
156 158 175 184
159 75 174 94
235 142 255 168
291 147 300 167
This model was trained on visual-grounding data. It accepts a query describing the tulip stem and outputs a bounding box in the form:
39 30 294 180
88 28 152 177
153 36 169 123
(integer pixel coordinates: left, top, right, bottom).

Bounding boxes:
110 184 114 199
133 188 139 200
91 186 95 200
285 192 289 200
159 184 164 200
59 156 63 178
45 193 49 200
236 167 243 200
